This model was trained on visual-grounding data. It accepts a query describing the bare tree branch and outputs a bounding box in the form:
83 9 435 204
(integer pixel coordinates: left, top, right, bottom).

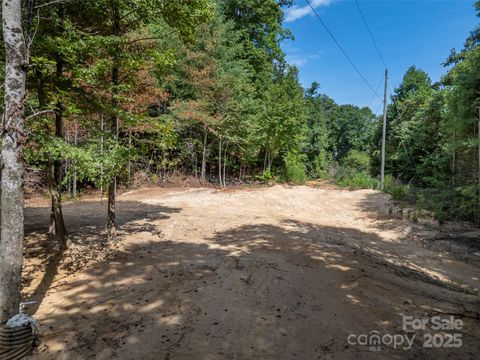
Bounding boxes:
34 0 70 9
26 109 55 120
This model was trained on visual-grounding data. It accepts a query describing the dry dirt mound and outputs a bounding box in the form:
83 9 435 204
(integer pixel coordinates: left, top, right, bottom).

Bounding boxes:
22 185 480 359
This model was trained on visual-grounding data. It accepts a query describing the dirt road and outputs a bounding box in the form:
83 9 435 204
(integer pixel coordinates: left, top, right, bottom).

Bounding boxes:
23 185 480 359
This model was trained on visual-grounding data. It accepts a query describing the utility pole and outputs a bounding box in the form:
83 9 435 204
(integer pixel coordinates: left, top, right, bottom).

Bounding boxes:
380 67 388 190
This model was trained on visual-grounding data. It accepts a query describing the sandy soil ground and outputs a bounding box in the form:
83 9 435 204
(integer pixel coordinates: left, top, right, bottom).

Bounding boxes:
21 184 480 359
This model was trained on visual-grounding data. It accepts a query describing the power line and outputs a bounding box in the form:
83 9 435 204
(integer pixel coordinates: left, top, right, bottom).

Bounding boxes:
374 102 383 115
353 0 390 186
355 0 387 68
355 0 390 188
368 73 384 109
305 0 380 99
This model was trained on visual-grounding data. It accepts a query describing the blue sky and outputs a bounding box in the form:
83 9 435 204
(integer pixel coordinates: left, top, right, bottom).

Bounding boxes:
281 0 478 114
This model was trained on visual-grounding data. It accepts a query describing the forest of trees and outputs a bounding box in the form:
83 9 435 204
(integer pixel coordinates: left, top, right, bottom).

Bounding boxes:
0 0 479 323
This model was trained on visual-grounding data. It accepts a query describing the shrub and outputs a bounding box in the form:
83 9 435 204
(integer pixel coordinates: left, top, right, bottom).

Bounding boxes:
383 175 411 200
284 153 307 184
311 153 332 179
390 184 410 201
342 150 370 173
382 179 479 225
337 169 378 189
259 168 273 183
383 174 396 192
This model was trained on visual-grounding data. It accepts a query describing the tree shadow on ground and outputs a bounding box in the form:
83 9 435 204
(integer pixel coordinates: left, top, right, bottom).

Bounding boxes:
25 199 181 244
353 190 404 231
356 189 480 267
355 192 480 288
23 200 181 316
28 217 480 360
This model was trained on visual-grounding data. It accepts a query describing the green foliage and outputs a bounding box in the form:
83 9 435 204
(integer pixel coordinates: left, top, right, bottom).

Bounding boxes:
325 104 375 160
260 66 307 171
342 150 370 173
160 0 214 41
304 83 331 177
311 153 332 178
220 0 293 86
283 153 307 184
334 150 377 189
303 81 376 183
389 184 411 202
336 169 378 189
25 131 129 189
383 175 411 201
259 168 274 183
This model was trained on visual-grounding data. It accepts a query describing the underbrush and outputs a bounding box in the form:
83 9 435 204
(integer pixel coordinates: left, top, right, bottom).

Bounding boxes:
383 175 480 225
327 167 479 225
336 169 379 189
334 151 378 189
283 153 307 184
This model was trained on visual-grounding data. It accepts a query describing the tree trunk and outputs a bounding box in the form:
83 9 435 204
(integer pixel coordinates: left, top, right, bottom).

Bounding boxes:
193 150 198 178
49 52 67 247
107 0 120 241
48 202 56 236
0 0 28 323
266 150 272 172
47 160 69 249
201 124 208 181
100 114 104 195
36 69 57 238
127 129 132 189
107 180 116 241
50 161 67 247
263 148 267 172
106 118 118 243
48 4 67 247
218 139 222 187
223 142 228 188
72 124 78 198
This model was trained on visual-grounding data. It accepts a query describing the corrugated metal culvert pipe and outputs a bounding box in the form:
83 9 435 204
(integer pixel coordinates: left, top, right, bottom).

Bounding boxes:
0 324 35 360
0 303 38 359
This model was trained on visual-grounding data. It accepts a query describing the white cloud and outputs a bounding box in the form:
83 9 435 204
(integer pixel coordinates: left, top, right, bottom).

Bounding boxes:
286 54 308 67
308 52 323 60
284 0 333 22
285 51 324 67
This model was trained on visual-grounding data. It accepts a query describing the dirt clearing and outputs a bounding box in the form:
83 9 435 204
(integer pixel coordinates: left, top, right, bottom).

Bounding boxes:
23 185 480 359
